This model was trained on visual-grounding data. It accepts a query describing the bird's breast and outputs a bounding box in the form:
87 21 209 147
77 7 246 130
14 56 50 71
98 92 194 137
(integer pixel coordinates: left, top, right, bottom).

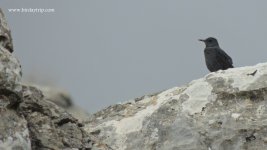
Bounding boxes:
204 49 217 57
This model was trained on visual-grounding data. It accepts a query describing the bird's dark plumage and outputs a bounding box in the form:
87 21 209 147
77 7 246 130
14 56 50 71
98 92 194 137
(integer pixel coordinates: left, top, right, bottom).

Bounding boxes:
199 37 233 72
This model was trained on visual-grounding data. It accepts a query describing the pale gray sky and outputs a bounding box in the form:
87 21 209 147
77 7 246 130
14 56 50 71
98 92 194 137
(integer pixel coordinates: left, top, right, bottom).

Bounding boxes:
1 1 267 112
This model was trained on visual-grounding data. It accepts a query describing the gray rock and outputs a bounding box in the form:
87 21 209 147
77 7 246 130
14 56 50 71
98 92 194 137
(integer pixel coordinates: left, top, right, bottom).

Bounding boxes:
85 63 267 150
0 9 14 53
31 85 90 122
0 9 21 91
18 85 109 149
0 90 31 150
0 9 22 91
0 46 22 91
0 84 110 149
0 9 29 150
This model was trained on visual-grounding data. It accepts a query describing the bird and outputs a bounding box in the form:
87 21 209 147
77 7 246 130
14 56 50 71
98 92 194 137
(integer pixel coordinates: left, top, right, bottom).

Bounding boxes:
199 37 233 72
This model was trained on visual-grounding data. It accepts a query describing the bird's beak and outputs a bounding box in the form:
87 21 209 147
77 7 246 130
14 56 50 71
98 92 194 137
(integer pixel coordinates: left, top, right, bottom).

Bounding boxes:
198 39 205 42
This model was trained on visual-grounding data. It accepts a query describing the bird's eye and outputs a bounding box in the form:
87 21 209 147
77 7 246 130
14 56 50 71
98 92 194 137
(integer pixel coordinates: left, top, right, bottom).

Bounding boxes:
208 39 212 42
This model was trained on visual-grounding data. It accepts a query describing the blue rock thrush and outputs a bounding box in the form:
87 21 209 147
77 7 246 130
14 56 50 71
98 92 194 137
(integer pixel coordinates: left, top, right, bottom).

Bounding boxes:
199 37 233 72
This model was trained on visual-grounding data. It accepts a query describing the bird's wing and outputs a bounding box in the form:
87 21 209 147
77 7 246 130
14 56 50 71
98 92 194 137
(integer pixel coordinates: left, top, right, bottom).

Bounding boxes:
216 48 233 67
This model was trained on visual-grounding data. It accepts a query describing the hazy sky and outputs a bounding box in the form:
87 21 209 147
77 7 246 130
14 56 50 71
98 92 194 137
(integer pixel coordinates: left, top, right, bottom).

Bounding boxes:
1 1 267 112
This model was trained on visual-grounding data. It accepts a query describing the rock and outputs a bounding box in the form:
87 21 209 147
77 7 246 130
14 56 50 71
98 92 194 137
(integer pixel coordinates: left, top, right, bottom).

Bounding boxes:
0 9 21 91
0 9 14 53
0 8 28 150
32 85 90 122
0 89 31 150
0 84 109 149
0 47 22 92
85 63 267 150
18 86 100 149
0 9 22 91
0 73 109 149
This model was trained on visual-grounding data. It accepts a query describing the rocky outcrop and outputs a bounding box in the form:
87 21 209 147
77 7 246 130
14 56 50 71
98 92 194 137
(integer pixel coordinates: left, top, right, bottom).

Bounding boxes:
31 85 90 122
85 64 267 150
1 82 109 149
0 8 26 149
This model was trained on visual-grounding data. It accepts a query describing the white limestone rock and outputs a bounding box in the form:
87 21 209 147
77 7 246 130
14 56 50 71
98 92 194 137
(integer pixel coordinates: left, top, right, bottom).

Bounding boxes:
85 63 267 150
